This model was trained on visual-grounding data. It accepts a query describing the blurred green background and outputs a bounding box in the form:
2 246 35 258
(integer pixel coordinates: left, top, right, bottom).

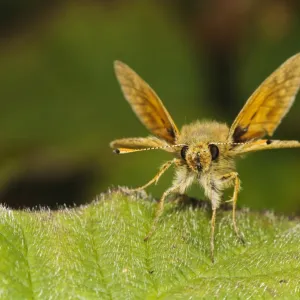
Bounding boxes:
0 0 299 213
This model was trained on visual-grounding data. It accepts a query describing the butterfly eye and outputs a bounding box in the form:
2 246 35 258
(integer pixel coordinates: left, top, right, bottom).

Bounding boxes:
181 145 189 160
209 144 219 161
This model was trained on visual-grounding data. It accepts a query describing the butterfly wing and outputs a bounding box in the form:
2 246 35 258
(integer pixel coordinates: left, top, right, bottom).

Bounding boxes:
228 53 300 143
114 61 179 144
110 136 175 154
230 139 300 155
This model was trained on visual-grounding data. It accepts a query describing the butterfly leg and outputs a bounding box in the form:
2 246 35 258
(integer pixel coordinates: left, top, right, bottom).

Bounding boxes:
129 159 176 192
144 184 180 241
221 172 244 243
144 162 192 241
210 207 217 263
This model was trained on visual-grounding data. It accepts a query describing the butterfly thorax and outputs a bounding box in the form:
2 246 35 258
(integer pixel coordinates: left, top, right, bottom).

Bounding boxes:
176 120 230 145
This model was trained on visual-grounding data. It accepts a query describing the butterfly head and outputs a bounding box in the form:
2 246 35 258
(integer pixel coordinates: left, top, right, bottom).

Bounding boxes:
180 143 219 173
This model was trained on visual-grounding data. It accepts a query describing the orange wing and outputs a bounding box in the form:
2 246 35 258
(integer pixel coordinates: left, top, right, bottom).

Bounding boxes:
230 139 300 155
110 136 175 152
110 136 177 154
114 61 179 144
229 53 300 143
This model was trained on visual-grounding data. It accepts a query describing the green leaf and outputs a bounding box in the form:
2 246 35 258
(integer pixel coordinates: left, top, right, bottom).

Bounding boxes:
0 191 299 299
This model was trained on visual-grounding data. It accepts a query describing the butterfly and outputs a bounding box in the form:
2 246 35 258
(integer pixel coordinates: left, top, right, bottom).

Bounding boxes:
110 53 300 262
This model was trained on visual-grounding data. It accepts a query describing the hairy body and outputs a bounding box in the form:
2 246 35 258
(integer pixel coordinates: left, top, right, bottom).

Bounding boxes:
174 121 235 208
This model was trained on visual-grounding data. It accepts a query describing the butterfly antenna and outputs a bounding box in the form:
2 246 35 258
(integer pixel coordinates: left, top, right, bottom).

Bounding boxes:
209 142 248 146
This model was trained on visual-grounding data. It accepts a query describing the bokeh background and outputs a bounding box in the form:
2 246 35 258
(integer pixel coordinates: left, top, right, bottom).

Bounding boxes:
0 0 299 214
